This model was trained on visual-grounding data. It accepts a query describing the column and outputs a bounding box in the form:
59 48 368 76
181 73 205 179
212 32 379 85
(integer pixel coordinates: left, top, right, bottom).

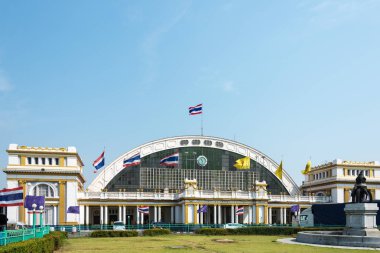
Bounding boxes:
80 205 85 225
158 206 162 222
280 208 283 224
264 205 268 224
230 205 234 223
268 207 272 224
118 206 122 221
140 212 144 224
194 204 199 224
154 206 157 222
200 208 203 224
85 206 89 225
18 180 26 223
235 205 239 223
170 206 174 223
123 206 126 225
283 208 287 224
218 205 222 224
100 206 104 225
58 181 66 224
53 206 57 225
248 206 252 224
136 206 140 225
213 205 217 224
104 206 108 225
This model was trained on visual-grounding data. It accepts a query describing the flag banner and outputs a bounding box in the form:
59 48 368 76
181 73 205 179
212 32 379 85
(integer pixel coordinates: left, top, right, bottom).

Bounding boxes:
236 206 244 216
290 204 300 213
160 152 179 167
0 187 23 207
302 160 312 175
197 205 208 213
189 104 203 115
138 206 149 214
123 154 141 168
234 157 250 169
24 195 45 210
275 161 283 180
93 151 105 173
67 206 80 214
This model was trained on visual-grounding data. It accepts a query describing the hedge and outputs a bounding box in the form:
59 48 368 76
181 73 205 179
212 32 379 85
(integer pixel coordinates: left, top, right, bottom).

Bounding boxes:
90 230 138 237
142 228 171 236
0 231 67 253
195 226 343 236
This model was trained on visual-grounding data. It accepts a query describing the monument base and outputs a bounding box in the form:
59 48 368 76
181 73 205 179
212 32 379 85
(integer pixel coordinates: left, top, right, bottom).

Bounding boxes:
343 203 380 237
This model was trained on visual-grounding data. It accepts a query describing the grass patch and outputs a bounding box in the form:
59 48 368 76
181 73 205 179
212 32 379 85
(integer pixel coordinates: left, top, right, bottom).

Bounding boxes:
57 234 371 253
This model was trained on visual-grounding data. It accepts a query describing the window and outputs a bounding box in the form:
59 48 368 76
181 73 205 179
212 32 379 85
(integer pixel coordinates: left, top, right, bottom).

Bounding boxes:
192 140 200 145
41 158 46 165
27 157 32 165
33 184 54 197
48 158 52 165
55 158 59 165
180 140 189 146
34 157 39 165
204 140 212 146
215 142 224 148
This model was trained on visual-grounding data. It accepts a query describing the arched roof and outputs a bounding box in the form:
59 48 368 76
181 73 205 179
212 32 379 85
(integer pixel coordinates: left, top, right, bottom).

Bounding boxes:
88 135 300 195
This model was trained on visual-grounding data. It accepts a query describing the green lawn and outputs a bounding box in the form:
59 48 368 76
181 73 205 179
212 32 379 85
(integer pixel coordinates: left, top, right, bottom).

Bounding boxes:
57 235 371 253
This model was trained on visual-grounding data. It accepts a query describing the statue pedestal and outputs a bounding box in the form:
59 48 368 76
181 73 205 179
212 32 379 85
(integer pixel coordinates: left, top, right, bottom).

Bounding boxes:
344 203 380 236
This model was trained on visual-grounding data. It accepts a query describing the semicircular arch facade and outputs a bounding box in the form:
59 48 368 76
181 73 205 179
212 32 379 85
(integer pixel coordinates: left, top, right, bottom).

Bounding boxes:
88 136 300 196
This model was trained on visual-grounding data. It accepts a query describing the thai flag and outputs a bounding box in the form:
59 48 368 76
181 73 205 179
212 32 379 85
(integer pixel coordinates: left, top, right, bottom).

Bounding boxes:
138 206 149 214
160 152 179 167
93 151 105 173
236 206 244 216
189 104 202 115
0 187 23 207
123 154 141 168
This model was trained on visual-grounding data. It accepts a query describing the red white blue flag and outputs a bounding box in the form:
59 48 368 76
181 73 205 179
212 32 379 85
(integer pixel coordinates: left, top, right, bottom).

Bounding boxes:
93 151 105 173
123 154 141 168
0 187 23 207
189 104 202 115
160 152 179 167
138 206 149 214
236 206 244 216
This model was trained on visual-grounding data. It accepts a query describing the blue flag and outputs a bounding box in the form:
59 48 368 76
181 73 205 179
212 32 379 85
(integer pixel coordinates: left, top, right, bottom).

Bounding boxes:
197 205 207 213
24 195 45 210
67 206 80 214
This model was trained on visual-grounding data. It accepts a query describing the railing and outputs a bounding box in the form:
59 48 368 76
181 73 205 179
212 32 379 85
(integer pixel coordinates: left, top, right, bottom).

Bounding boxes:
0 226 50 246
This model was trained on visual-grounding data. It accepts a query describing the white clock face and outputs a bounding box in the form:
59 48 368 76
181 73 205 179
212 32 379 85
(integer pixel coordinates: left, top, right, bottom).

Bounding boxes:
197 155 208 167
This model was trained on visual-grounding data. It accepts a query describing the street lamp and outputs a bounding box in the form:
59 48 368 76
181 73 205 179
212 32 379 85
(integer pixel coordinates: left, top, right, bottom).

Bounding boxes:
32 203 37 230
39 206 44 228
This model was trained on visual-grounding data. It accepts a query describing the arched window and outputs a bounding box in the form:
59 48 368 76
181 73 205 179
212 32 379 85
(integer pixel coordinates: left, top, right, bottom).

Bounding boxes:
33 184 54 197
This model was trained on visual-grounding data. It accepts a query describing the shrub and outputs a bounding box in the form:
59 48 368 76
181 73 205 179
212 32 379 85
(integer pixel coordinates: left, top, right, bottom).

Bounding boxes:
195 226 343 236
143 228 170 236
90 230 138 237
0 231 67 253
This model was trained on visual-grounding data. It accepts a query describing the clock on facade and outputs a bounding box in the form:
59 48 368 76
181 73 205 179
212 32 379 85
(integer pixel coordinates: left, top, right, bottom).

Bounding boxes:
196 155 208 167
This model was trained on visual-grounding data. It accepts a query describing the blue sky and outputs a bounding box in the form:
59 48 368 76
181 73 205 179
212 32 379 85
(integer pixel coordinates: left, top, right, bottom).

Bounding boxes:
0 0 379 187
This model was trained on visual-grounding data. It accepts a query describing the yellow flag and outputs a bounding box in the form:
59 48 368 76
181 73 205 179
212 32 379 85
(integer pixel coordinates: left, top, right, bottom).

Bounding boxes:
275 161 283 179
234 157 250 169
302 160 312 175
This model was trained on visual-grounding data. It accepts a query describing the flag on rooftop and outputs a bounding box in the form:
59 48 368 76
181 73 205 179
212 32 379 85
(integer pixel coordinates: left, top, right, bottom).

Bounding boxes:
236 206 244 216
123 154 141 168
138 206 149 214
67 206 80 214
290 204 300 213
160 152 179 167
275 161 283 180
93 151 105 173
234 156 250 169
302 160 312 175
0 187 23 207
189 104 202 115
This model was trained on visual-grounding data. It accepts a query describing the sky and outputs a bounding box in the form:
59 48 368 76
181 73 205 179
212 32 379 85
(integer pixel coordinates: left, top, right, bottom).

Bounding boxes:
0 0 379 188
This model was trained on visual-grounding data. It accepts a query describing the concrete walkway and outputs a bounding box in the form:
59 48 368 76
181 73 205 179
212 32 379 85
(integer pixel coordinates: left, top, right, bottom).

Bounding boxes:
277 238 380 251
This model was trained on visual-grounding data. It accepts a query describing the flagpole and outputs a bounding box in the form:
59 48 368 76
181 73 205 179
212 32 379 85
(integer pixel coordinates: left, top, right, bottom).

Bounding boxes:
103 147 106 191
201 104 203 136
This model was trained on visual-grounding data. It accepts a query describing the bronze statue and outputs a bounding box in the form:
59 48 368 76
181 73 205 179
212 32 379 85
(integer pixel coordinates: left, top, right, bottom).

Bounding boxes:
351 171 372 203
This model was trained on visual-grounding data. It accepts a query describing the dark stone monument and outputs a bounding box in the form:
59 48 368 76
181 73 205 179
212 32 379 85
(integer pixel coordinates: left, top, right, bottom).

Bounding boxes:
351 171 372 203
